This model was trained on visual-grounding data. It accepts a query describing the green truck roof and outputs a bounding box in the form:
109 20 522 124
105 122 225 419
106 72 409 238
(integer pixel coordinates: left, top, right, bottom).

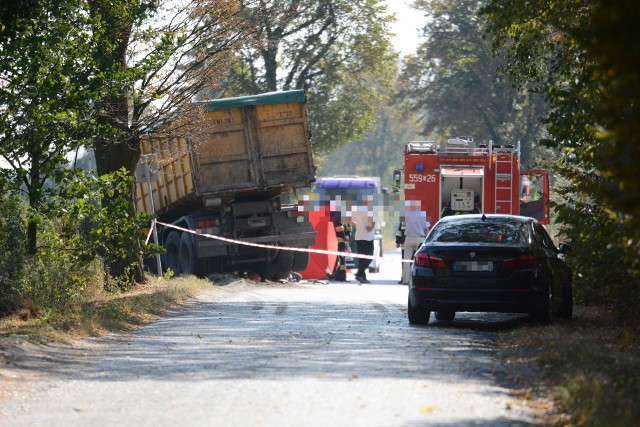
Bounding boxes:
200 90 306 112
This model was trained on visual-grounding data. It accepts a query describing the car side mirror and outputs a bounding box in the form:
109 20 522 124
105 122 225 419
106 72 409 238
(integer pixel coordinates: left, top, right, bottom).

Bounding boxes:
558 243 572 253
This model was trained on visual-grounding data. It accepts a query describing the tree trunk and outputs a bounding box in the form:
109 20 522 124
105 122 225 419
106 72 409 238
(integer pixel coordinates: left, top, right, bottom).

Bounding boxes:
26 156 42 256
88 0 144 285
26 220 37 256
263 46 279 92
93 134 141 177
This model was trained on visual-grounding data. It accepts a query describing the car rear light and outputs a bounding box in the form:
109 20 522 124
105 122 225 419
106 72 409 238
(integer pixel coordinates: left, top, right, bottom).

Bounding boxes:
501 254 535 269
414 253 445 269
195 219 219 228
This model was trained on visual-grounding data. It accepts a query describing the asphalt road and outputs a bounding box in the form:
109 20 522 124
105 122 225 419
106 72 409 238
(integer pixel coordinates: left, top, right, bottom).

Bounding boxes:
0 250 536 426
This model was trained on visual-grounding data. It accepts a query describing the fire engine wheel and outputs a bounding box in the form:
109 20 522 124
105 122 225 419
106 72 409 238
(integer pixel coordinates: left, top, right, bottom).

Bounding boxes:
163 231 182 275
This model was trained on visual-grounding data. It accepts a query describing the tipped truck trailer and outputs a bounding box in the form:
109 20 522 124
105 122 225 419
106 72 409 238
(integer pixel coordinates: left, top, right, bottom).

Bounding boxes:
135 90 316 279
393 138 549 224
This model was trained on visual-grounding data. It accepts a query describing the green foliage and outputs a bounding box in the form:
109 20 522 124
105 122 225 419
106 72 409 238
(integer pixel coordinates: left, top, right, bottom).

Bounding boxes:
398 0 549 165
85 0 242 279
0 0 244 293
163 268 175 280
580 0 640 222
320 101 421 188
87 0 242 172
0 167 159 316
0 0 42 37
0 192 103 313
0 196 28 315
551 164 640 319
222 0 397 155
16 249 103 311
482 0 640 321
0 0 98 254
47 168 156 291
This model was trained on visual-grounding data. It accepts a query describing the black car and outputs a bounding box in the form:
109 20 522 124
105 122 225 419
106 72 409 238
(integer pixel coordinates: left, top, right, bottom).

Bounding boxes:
407 214 573 325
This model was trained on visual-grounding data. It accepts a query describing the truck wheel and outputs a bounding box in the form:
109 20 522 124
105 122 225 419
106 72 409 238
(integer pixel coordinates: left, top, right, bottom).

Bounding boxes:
255 261 278 281
291 250 310 272
163 231 182 275
274 250 294 272
202 256 225 275
259 250 294 281
180 232 203 277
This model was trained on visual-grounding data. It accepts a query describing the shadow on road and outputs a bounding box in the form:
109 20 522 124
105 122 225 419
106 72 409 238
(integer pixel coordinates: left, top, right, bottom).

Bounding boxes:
5 285 535 408
414 312 535 332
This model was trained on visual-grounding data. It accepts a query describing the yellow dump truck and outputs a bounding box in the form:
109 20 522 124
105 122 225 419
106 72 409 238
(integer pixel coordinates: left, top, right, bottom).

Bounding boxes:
135 90 316 279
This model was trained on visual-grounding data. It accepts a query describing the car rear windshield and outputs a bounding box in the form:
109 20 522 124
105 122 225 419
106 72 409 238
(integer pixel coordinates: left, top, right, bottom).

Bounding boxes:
427 219 529 244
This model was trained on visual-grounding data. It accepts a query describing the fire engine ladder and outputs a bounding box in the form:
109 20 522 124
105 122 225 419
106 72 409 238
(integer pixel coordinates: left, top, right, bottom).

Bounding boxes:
493 142 515 214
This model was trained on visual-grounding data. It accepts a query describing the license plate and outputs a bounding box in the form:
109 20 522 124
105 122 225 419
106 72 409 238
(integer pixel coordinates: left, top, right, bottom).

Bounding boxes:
453 261 493 272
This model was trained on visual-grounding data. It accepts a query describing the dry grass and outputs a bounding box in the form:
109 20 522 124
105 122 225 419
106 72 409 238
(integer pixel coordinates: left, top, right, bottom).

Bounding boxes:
497 305 640 426
0 275 213 344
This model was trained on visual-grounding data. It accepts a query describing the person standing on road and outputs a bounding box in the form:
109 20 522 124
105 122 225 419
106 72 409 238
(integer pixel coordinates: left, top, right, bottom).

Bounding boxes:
348 195 376 284
395 216 406 284
328 196 352 282
402 200 431 285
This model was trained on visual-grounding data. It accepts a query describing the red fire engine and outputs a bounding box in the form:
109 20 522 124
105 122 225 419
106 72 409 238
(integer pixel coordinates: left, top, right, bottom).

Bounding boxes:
393 137 549 224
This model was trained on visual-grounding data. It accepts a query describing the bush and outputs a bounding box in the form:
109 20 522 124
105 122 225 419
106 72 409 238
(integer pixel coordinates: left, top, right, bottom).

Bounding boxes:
552 171 640 323
16 251 103 311
0 167 158 318
0 196 28 315
4 201 104 312
48 168 157 291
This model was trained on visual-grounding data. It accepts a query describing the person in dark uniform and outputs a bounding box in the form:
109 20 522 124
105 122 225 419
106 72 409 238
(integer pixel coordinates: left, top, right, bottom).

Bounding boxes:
328 202 352 282
441 202 453 218
395 216 406 284
473 195 481 213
